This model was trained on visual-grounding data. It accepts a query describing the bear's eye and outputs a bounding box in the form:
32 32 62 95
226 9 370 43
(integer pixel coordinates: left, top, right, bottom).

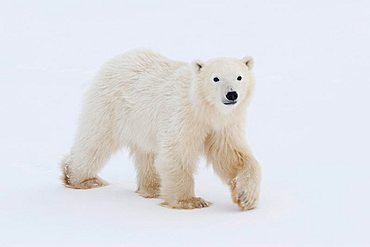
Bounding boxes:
213 77 220 82
237 76 242 81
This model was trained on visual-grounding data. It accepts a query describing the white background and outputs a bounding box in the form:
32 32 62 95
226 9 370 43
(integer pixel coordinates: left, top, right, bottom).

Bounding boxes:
1 0 369 246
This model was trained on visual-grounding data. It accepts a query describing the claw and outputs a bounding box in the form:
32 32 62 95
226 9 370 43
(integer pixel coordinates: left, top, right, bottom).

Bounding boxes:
230 176 259 211
162 197 211 210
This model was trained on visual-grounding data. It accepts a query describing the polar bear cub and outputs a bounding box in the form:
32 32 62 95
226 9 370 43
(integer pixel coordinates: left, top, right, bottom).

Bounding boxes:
61 49 260 211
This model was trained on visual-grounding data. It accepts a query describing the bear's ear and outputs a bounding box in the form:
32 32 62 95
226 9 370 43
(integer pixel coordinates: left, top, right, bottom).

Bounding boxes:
193 60 204 72
241 56 254 69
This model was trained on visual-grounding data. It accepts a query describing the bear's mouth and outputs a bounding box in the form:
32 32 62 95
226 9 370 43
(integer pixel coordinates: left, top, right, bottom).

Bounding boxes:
223 101 237 105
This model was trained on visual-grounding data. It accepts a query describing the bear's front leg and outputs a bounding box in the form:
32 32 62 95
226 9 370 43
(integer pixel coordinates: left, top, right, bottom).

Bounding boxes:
205 130 260 211
156 153 210 210
229 157 260 211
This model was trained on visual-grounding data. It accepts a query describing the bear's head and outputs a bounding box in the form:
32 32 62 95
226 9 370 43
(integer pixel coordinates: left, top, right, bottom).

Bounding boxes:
192 56 254 115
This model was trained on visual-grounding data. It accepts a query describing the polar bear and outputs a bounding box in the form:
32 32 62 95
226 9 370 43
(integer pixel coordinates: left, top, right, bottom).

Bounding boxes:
61 49 260 211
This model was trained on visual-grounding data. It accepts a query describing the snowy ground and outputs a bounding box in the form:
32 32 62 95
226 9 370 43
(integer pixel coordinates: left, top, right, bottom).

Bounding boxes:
1 0 370 246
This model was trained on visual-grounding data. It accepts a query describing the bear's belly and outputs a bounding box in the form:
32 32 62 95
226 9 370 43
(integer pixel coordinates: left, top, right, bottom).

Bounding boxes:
117 110 160 153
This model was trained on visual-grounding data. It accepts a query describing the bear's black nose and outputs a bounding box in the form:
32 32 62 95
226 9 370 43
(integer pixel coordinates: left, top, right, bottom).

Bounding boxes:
226 91 238 101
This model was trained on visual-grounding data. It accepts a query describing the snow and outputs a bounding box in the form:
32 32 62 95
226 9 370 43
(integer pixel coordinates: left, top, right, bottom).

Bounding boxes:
1 0 370 246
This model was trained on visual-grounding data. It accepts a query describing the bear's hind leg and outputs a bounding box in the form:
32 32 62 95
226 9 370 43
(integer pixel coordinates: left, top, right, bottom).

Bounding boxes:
61 154 108 189
61 129 120 189
133 149 160 198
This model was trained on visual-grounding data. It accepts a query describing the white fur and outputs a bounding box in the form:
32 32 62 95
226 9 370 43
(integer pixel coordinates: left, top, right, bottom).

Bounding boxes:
61 49 260 210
